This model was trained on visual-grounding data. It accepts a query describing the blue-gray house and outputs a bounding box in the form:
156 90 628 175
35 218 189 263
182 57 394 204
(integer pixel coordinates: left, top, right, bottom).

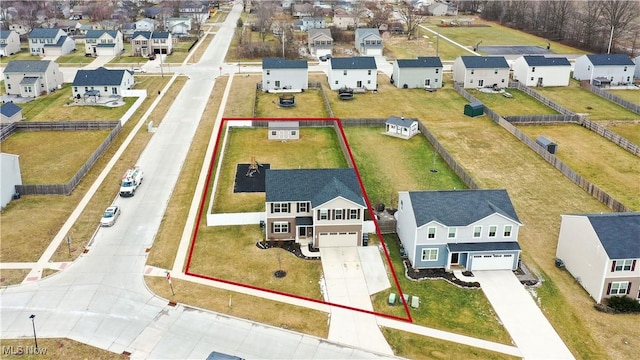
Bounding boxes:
395 189 523 271
72 67 134 98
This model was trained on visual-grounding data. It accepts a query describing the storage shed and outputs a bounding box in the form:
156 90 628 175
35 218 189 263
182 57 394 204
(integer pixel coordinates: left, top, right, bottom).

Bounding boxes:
536 136 557 154
464 102 484 117
268 121 299 140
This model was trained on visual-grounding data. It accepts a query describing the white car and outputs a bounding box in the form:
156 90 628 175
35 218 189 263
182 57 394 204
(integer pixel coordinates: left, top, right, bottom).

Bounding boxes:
100 206 121 227
132 67 146 73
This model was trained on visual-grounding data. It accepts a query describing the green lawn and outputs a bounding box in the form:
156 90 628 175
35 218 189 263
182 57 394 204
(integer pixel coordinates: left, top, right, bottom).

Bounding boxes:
256 89 329 118
56 52 95 65
166 38 198 64
0 48 36 61
603 122 640 145
470 89 559 116
606 89 640 105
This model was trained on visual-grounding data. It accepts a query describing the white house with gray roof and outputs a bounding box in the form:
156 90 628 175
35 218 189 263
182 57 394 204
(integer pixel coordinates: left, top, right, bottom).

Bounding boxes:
453 56 510 89
392 57 443 89
72 67 134 98
165 17 192 37
0 30 21 57
0 102 23 124
573 54 635 85
385 116 419 139
28 28 75 56
355 28 383 56
556 212 640 304
308 29 333 58
261 58 308 91
265 168 366 248
3 60 63 98
328 57 378 91
84 30 124 56
395 189 523 271
512 55 571 87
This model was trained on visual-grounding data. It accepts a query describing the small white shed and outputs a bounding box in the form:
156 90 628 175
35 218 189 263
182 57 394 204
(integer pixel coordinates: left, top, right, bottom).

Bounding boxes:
385 116 419 139
268 121 300 140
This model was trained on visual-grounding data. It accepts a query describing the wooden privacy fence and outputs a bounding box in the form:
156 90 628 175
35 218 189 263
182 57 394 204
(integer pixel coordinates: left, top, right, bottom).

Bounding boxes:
14 122 122 196
589 86 640 115
579 117 640 157
508 82 576 116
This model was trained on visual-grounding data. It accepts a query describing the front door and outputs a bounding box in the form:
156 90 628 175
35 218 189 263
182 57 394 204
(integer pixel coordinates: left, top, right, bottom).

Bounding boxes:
356 80 362 88
451 252 459 265
275 80 280 88
299 227 306 237
478 79 484 87
424 79 431 87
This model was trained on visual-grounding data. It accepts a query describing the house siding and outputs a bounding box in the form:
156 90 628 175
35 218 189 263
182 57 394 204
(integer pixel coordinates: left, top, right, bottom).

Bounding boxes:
4 61 63 98
453 57 510 88
262 68 308 91
396 192 418 263
328 68 377 91
602 276 640 303
0 31 21 56
392 64 443 89
573 55 635 84
413 243 449 268
512 57 570 87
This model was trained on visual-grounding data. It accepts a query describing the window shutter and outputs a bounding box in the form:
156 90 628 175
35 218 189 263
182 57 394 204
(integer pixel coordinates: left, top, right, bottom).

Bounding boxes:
296 203 300 213
270 203 274 213
626 282 632 295
632 260 636 271
606 283 611 295
317 210 320 220
287 203 291 213
611 261 616 272
331 210 334 220
357 209 361 219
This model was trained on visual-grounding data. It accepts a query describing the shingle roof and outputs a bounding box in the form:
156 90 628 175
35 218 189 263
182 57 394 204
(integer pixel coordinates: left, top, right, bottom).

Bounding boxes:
308 28 332 40
397 57 443 68
44 35 69 47
585 54 634 66
0 102 22 118
460 56 509 69
585 212 640 259
0 30 14 40
408 189 521 227
448 241 521 252
132 31 152 39
20 77 39 85
29 28 61 39
523 56 571 67
356 28 381 38
4 60 53 73
386 116 417 127
330 56 377 70
85 30 118 39
266 168 365 207
72 67 131 86
262 58 308 69
151 32 170 39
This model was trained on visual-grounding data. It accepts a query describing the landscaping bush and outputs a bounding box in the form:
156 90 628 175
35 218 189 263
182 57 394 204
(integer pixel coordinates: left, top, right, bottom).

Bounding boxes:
605 296 640 313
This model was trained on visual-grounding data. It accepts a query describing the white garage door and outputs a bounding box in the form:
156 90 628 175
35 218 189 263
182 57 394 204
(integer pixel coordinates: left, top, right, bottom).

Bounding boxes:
318 232 358 247
470 253 514 271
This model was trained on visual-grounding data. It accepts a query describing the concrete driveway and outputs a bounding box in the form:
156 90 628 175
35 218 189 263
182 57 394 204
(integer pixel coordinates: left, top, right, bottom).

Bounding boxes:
473 270 575 360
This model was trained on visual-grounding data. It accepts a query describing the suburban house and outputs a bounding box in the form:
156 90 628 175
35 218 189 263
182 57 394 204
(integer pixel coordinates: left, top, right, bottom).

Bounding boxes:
556 212 640 304
130 31 173 56
268 121 300 140
75 23 98 36
165 17 192 37
427 1 459 16
135 18 156 32
308 28 333 58
385 116 419 139
392 57 443 89
122 23 136 39
28 28 76 56
84 30 124 56
0 30 21 57
355 28 383 56
301 17 325 32
264 168 367 248
3 60 64 98
72 67 134 98
453 56 510 89
395 189 523 271
0 153 22 209
573 54 635 85
328 57 378 91
0 102 22 124
333 10 356 30
292 3 313 18
151 32 173 54
261 58 308 92
179 2 210 24
635 55 640 79
512 55 571 87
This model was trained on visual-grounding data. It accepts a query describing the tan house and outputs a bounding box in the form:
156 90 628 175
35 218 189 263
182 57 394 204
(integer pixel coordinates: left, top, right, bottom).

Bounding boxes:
3 60 63 98
453 56 510 89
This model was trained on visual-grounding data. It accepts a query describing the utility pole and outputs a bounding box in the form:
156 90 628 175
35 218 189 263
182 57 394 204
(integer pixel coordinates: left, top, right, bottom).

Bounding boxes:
607 26 614 54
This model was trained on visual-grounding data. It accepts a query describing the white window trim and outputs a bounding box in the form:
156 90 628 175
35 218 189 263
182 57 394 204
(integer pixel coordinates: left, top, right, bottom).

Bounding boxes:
273 202 289 213
610 281 628 295
349 209 359 220
273 222 289 233
503 225 513 238
427 227 436 239
615 259 633 272
473 225 482 238
319 209 328 220
422 248 438 261
488 225 497 238
335 209 344 220
447 227 456 239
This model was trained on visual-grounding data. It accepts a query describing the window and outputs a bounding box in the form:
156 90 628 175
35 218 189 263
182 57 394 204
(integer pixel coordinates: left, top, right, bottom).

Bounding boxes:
273 222 289 233
473 226 482 238
488 226 497 238
367 80 371 84
532 67 536 73
427 227 436 239
608 281 629 295
587 65 591 71
271 130 276 136
435 68 439 74
448 228 456 239
494 69 498 74
503 225 512 237
343 70 347 75
349 209 359 219
335 81 339 85
7 84 11 90
471 69 474 75
501 79 505 83
422 248 438 261
367 70 371 75
335 209 344 220
623 66 627 71
319 209 328 220
613 259 635 272
272 202 289 213
297 202 308 213
266 70 270 75
104 87 108 92
400 200 403 210
291 130 296 136
530 77 534 81
470 79 474 83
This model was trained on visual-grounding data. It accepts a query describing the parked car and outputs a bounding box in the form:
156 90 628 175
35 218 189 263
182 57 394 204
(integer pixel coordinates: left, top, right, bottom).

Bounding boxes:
100 206 121 227
319 54 332 62
148 53 156 60
132 67 146 73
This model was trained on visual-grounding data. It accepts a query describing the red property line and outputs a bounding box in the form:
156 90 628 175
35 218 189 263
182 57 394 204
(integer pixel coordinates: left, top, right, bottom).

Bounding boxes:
184 117 412 322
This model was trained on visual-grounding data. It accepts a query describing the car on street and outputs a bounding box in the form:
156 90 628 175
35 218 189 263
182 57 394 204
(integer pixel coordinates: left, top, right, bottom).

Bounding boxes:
148 53 156 60
100 206 121 227
132 67 146 73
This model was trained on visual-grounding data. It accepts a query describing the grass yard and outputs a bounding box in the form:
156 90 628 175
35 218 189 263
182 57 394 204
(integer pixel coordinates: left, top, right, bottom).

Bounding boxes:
1 130 112 184
1 49 36 61
166 39 198 64
343 126 467 207
470 89 559 116
223 74 259 118
383 33 470 61
212 127 348 213
255 89 329 118
517 124 640 210
602 122 640 145
0 269 30 287
415 27 476 60
606 89 640 105
0 338 124 359
55 52 95 65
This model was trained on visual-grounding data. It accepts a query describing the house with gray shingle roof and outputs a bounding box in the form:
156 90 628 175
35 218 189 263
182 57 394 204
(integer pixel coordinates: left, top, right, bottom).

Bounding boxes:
308 29 333 58
131 31 152 56
513 55 571 87
3 60 63 98
556 212 640 304
453 56 510 89
165 17 192 37
265 168 367 248
261 58 308 91
573 54 635 85
84 30 124 56
392 57 443 89
0 30 21 57
328 57 378 91
385 116 419 139
355 28 383 56
72 67 134 98
150 32 173 54
28 28 76 56
395 189 523 271
0 102 23 124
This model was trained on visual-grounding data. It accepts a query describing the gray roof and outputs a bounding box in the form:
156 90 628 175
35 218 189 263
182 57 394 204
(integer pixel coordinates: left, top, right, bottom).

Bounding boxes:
132 31 151 39
585 212 640 259
0 102 22 117
44 35 69 47
460 56 509 69
308 28 332 40
355 28 381 38
20 77 39 85
269 121 299 129
523 56 570 67
386 116 417 127
408 189 521 227
85 30 118 39
330 57 377 70
151 32 170 39
0 30 14 40
448 241 521 252
29 28 61 39
266 168 365 207
262 58 308 69
585 54 634 66
4 60 53 73
397 57 443 68
73 67 131 86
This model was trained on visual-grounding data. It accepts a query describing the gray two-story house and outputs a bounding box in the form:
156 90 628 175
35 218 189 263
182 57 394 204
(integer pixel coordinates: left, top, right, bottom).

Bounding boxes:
392 57 443 89
3 60 63 98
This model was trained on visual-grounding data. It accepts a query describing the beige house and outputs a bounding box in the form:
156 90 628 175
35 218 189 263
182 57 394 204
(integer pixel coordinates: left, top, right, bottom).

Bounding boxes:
3 60 63 98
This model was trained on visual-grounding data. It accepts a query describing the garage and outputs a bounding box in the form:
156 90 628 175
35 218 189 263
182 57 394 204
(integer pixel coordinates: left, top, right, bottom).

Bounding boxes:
470 253 515 271
317 231 358 247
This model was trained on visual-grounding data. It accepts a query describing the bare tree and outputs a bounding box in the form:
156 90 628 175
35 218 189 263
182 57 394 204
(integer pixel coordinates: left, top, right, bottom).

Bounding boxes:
368 3 392 31
254 1 276 42
396 1 424 40
600 0 640 53
350 0 369 29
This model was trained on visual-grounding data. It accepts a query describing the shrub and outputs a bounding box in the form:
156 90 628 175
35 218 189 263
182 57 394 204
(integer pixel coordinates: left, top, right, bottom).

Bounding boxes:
605 296 640 313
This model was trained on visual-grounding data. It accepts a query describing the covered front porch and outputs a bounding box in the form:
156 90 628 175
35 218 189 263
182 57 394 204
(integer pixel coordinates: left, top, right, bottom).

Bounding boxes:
446 242 521 271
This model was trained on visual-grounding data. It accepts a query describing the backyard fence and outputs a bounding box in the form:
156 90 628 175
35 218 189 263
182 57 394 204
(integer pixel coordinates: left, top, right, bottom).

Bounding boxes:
504 114 579 124
579 117 640 157
589 86 640 115
508 82 576 116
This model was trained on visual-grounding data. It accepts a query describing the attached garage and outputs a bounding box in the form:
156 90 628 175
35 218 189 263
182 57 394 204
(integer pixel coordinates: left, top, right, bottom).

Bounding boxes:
469 253 516 270
448 241 521 271
317 232 358 247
